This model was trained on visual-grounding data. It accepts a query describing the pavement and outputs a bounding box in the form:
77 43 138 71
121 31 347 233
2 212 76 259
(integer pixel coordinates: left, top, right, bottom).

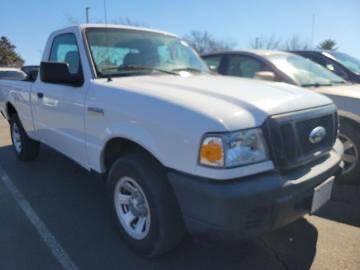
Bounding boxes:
0 117 359 270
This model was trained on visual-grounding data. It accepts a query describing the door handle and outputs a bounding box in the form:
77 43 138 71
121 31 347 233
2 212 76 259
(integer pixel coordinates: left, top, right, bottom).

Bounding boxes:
88 107 104 115
37 92 44 99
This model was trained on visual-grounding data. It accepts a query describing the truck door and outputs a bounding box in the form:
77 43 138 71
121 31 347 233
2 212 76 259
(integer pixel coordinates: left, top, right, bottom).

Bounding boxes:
32 33 89 168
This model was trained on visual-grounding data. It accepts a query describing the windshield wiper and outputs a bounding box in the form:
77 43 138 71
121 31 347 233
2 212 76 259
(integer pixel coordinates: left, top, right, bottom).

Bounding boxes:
332 80 346 85
301 83 333 87
171 67 203 73
100 65 178 76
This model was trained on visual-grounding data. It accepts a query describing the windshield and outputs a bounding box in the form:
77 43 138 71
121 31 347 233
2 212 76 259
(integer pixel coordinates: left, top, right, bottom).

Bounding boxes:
267 54 345 87
326 51 360 75
0 70 27 80
86 28 209 77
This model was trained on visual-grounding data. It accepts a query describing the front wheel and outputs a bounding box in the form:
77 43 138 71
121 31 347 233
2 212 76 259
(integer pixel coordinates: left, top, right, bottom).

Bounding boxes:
10 114 40 161
338 120 360 184
107 152 186 257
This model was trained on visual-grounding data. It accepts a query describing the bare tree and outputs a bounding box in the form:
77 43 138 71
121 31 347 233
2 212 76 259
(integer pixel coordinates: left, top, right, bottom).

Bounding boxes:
250 35 282 50
317 39 338 50
66 15 80 25
249 34 311 51
284 35 310 50
113 16 148 27
65 13 148 27
184 31 236 55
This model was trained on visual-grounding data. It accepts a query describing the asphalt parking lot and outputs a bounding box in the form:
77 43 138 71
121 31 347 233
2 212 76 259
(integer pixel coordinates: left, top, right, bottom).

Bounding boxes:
0 117 359 270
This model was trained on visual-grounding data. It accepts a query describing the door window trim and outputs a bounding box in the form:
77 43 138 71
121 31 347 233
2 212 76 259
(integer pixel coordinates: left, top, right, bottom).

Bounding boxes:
44 32 85 86
203 54 224 73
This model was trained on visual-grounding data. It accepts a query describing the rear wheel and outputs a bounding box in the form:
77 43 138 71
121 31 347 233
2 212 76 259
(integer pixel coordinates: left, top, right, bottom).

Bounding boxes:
107 152 186 257
10 114 40 161
338 120 360 184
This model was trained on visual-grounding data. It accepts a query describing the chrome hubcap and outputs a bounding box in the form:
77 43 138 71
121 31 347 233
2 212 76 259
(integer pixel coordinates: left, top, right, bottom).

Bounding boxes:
339 134 358 174
114 177 151 240
12 123 22 153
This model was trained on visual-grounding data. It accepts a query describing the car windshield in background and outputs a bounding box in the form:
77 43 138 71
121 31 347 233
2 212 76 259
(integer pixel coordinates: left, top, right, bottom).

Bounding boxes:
326 51 360 75
0 70 27 80
268 54 345 87
86 28 209 77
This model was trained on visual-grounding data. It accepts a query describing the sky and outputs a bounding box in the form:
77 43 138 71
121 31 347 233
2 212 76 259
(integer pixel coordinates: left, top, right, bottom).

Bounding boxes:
0 0 359 65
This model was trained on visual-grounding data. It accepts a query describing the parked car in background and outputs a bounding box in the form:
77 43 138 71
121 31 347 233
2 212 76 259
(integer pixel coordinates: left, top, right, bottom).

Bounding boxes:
0 67 27 81
292 51 360 83
0 25 343 256
21 65 40 82
203 51 360 184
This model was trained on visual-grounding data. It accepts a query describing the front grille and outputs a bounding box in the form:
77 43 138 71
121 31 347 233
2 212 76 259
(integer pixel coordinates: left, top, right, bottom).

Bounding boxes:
296 115 334 153
264 105 337 171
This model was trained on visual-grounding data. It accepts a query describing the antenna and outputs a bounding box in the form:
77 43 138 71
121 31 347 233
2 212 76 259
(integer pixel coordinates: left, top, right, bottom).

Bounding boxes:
85 7 91 23
103 0 112 82
103 0 108 24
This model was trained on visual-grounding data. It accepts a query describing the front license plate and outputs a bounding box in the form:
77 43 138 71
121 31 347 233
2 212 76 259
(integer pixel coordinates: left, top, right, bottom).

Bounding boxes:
311 177 334 214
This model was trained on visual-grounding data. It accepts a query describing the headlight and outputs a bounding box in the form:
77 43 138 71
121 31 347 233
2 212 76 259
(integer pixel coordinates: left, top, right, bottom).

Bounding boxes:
199 128 268 168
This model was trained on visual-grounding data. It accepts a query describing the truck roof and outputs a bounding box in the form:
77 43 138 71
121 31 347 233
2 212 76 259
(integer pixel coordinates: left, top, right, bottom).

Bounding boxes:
57 24 177 38
203 50 294 58
290 50 332 54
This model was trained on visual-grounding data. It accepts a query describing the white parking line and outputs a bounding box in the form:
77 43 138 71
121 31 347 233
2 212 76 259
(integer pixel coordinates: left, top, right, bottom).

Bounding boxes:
0 168 79 270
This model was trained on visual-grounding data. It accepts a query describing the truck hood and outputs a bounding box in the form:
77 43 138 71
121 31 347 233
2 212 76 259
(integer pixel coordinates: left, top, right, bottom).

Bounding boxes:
316 83 360 99
314 84 360 117
98 74 333 130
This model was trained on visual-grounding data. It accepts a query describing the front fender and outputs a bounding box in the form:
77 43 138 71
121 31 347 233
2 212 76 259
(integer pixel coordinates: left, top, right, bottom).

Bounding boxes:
338 110 360 125
98 122 165 172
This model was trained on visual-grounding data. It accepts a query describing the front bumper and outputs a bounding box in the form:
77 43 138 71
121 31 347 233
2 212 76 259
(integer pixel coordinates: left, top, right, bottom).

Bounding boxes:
168 140 343 241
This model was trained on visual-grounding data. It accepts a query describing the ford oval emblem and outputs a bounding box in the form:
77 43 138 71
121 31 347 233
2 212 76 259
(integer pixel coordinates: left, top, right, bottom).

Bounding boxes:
309 126 327 144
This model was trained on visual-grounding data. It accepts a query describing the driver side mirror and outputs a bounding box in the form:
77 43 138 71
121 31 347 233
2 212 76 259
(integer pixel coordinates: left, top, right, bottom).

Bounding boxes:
254 71 276 82
40 62 83 87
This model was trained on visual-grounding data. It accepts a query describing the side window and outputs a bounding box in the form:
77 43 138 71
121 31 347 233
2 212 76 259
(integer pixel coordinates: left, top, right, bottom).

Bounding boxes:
302 54 347 78
323 59 348 79
49 34 81 75
203 56 222 72
226 55 268 78
303 54 327 67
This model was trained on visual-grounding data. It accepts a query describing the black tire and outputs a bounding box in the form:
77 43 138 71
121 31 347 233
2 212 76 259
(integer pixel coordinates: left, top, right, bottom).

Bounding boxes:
338 120 360 184
10 114 40 161
107 152 186 257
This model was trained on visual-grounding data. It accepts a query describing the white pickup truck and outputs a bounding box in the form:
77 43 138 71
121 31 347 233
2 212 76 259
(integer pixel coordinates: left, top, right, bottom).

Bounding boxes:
0 25 343 256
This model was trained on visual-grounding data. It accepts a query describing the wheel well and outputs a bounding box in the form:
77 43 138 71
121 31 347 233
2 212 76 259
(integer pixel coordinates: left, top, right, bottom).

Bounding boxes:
339 112 360 131
6 103 17 120
102 138 159 172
